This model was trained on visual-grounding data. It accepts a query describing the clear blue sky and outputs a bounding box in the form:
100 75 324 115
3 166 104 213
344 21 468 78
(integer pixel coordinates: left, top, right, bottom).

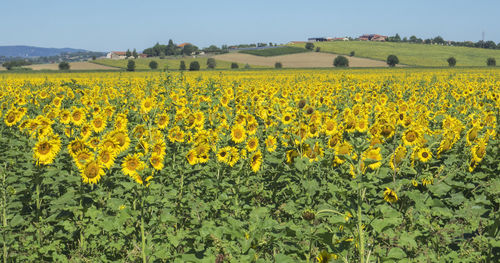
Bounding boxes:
1 0 499 52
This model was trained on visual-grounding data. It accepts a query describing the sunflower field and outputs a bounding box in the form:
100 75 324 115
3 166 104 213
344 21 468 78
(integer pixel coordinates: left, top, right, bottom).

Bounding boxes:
0 69 499 262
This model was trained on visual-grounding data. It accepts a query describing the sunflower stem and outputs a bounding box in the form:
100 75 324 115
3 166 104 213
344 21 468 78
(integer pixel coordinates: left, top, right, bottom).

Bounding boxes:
79 178 85 252
141 187 147 263
2 165 8 263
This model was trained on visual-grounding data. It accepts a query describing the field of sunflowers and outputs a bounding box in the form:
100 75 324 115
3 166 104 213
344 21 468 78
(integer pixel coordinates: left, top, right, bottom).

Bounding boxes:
0 68 498 262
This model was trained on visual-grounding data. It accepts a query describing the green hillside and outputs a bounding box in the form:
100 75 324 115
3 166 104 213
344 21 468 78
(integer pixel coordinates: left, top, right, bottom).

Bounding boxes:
289 41 500 67
239 46 309 56
92 57 266 70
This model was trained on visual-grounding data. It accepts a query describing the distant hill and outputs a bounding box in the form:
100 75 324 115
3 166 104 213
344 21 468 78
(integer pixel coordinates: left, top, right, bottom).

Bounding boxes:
0 45 88 58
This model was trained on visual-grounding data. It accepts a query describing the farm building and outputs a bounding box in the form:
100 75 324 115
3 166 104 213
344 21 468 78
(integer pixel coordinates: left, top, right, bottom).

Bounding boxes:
359 34 387 41
106 51 147 59
308 37 328 42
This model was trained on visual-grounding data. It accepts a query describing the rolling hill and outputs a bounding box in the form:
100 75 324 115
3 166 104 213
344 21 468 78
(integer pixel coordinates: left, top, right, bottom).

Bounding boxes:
0 45 88 58
289 41 500 67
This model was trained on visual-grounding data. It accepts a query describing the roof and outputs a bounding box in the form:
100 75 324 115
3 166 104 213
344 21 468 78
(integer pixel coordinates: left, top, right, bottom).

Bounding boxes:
177 43 191 48
111 51 126 55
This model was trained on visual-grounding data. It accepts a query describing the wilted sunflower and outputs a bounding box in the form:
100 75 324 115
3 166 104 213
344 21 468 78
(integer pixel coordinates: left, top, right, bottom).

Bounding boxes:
231 125 246 144
383 187 398 203
33 135 62 165
316 250 338 263
250 151 263 172
81 159 105 184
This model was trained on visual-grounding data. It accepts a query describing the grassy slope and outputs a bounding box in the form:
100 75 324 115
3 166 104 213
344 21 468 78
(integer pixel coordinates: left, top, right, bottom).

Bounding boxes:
239 46 309 57
289 41 500 67
91 57 268 70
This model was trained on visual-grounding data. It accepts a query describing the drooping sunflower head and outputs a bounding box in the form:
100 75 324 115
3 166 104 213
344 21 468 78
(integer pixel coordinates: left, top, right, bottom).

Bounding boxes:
250 151 263 173
383 187 398 203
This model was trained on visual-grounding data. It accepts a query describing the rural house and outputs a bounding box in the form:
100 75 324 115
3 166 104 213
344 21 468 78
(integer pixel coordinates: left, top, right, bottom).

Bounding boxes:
359 34 387 41
106 51 147 59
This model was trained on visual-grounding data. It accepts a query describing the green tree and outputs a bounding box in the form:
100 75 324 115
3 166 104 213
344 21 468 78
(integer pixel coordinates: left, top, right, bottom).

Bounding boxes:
189 61 200 71
333 56 349 67
182 44 198 56
350 51 355 57
132 49 138 59
315 47 321 52
244 63 251 69
58 61 70 70
127 60 135 71
486 57 496 66
231 62 239 69
126 49 132 58
206 58 216 69
305 42 314 50
386 55 399 67
275 62 283 68
149 60 158 69
179 60 186 70
447 57 456 67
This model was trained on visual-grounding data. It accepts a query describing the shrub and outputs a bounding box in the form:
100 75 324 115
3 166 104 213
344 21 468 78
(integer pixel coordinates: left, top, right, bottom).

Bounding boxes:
207 58 216 69
189 61 200 71
244 64 251 69
149 60 158 70
350 51 355 57
333 56 349 67
315 47 321 52
305 42 314 50
447 57 456 67
179 61 186 70
486 57 496 66
386 55 399 67
231 62 239 69
58 61 70 70
275 62 283 68
127 60 135 71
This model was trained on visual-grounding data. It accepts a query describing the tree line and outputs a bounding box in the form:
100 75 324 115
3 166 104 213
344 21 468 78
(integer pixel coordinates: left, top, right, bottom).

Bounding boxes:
386 33 499 49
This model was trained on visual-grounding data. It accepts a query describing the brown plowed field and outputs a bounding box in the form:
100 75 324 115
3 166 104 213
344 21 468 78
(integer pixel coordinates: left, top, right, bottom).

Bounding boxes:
213 52 401 68
23 62 119 70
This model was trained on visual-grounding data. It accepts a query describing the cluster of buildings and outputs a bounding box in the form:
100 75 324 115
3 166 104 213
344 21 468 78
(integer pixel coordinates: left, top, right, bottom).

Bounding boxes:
290 34 388 44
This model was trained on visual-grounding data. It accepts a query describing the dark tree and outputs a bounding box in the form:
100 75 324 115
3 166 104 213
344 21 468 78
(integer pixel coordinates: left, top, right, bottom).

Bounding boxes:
315 47 321 52
386 55 399 67
350 51 355 57
132 49 138 59
127 60 135 71
447 57 456 67
206 58 216 69
333 56 349 67
149 60 158 69
487 58 496 66
126 49 132 58
244 64 251 69
231 62 239 69
182 44 198 56
179 60 186 70
58 61 70 70
189 61 200 71
275 62 283 68
305 42 314 50
433 36 445 45
92 56 96 60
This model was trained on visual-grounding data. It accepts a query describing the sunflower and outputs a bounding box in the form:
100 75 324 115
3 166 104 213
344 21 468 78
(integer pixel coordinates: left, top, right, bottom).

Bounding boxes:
194 143 210 164
390 145 407 171
380 123 395 138
228 147 240 167
323 118 337 136
122 153 145 180
140 97 155 114
334 141 353 164
246 137 259 152
81 159 105 184
156 113 170 130
383 187 398 203
466 126 480 145
327 133 342 149
362 147 382 170
265 135 277 152
91 115 107 133
4 107 19 126
250 151 263 172
149 154 164 170
402 128 421 146
98 147 116 169
355 116 369 133
33 135 62 165
286 149 299 164
471 138 487 162
316 250 338 263
186 149 198 165
109 130 130 153
417 148 432 162
217 147 231 163
168 126 185 143
71 107 86 126
68 138 87 158
151 139 166 158
59 109 71 124
281 112 293 125
246 120 258 136
231 125 246 144
74 148 92 169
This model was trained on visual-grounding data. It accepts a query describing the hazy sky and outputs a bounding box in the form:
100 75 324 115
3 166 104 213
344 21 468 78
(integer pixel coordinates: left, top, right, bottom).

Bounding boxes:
1 0 499 52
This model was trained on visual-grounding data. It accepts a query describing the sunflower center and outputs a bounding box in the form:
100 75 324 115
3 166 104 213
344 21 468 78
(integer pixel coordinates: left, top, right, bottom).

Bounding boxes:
422 152 428 158
85 162 99 179
38 142 51 155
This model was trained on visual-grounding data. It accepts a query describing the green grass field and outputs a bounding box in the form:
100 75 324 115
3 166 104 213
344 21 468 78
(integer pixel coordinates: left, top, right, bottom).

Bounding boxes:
289 41 500 67
239 46 309 57
91 57 267 70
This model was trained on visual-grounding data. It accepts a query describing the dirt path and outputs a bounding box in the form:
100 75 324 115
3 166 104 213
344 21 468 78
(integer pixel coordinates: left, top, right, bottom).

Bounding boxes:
214 52 399 68
23 62 119 70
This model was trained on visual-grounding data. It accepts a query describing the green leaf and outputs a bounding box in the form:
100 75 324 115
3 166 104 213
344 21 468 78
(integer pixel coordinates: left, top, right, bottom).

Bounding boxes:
387 247 407 259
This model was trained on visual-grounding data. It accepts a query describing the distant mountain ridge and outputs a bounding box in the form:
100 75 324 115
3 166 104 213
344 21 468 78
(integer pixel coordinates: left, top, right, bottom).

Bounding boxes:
0 45 89 58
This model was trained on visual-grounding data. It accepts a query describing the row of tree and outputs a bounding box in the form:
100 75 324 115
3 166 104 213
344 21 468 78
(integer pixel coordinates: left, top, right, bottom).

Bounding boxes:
142 40 203 57
387 34 499 49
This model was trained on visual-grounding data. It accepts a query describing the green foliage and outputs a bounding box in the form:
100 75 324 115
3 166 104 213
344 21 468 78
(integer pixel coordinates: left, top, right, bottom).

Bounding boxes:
387 54 399 67
274 62 283 68
447 57 457 67
93 58 264 70
315 47 321 52
179 60 186 70
148 60 158 70
350 51 355 57
182 44 198 56
230 62 239 69
239 46 308 57
487 57 496 66
126 60 135 71
333 55 349 67
58 61 70 70
305 42 315 50
132 49 138 59
125 49 131 58
206 58 216 69
189 61 200 71
2 60 32 70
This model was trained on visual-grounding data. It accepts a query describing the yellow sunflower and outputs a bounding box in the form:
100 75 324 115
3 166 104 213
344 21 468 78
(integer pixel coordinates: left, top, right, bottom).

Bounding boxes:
417 148 432 162
231 125 246 144
91 114 107 133
80 159 105 184
264 135 277 152
149 154 164 170
246 137 259 152
383 187 398 203
70 107 86 126
362 147 382 170
216 147 231 164
316 250 338 263
122 153 145 180
390 145 407 171
250 151 263 172
98 148 116 169
33 135 62 165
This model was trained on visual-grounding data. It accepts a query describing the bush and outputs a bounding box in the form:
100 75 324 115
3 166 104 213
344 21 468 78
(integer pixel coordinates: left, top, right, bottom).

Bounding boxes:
58 61 70 70
189 61 200 71
179 61 186 70
350 51 355 57
333 56 349 67
127 60 135 71
206 58 216 69
447 57 456 67
315 47 321 52
231 62 239 69
275 62 283 69
386 55 399 67
487 57 496 66
244 64 251 69
149 60 158 70
305 42 314 50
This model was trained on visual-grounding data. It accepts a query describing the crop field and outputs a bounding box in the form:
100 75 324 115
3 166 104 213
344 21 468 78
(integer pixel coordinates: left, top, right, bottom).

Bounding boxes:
0 68 499 262
238 46 309 57
290 41 500 67
92 57 265 70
